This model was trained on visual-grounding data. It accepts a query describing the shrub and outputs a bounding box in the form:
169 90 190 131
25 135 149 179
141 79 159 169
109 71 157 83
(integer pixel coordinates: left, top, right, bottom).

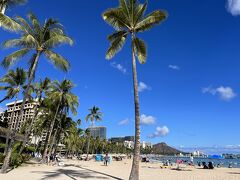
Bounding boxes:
10 153 23 168
25 146 36 153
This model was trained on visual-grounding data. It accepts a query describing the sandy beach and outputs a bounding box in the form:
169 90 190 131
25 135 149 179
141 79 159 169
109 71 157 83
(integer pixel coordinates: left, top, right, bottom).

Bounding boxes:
0 159 240 180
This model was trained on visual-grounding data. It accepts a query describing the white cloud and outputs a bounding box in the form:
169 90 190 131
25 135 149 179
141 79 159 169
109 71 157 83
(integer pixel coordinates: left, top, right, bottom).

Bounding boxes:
227 0 240 16
148 126 170 138
202 86 237 101
118 118 129 125
138 82 151 92
111 62 127 74
168 65 180 70
140 114 156 125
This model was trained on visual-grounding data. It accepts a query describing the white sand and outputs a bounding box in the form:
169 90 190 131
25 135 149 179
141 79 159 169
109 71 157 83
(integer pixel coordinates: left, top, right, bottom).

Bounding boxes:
0 159 240 180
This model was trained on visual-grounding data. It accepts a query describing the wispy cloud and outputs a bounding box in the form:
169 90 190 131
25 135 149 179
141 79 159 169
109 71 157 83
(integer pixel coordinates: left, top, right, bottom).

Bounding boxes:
202 86 237 101
140 114 156 125
227 0 240 16
118 118 129 125
0 107 4 112
168 64 180 70
111 62 127 74
148 126 169 138
138 82 151 92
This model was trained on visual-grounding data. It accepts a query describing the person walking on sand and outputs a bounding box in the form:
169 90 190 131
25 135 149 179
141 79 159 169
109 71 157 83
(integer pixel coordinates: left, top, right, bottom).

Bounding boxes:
104 153 109 166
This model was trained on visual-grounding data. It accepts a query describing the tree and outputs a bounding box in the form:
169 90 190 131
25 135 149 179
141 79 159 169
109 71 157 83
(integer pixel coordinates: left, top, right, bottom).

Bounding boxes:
0 68 27 172
0 0 27 14
102 1 167 179
42 79 78 160
86 106 102 126
19 78 51 154
0 13 73 173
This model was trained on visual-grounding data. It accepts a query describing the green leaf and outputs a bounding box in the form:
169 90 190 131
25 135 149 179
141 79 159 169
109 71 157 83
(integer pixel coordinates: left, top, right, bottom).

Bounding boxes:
2 48 30 68
44 50 70 72
0 13 21 32
136 10 167 32
133 37 147 64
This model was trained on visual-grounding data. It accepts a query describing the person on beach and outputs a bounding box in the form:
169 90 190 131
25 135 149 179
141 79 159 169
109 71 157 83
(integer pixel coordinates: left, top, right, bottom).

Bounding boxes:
104 153 110 166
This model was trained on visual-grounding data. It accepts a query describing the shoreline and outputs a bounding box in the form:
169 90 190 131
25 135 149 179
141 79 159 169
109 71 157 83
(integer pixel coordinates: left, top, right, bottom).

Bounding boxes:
0 158 240 180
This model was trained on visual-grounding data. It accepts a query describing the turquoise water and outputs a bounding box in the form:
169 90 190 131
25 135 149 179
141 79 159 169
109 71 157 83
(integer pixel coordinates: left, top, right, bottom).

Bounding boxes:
152 156 240 168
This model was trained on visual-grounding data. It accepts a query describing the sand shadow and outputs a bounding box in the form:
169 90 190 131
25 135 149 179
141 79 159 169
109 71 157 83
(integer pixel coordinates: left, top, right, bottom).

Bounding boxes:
171 168 192 172
228 172 240 175
31 168 110 180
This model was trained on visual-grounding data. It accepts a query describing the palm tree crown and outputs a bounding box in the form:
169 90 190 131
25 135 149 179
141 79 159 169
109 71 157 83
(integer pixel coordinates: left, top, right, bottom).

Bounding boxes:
1 12 73 74
0 68 27 103
86 106 102 126
102 0 167 63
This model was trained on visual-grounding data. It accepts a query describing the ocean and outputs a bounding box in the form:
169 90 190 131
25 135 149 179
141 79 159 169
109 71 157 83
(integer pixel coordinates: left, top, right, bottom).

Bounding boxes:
151 156 240 168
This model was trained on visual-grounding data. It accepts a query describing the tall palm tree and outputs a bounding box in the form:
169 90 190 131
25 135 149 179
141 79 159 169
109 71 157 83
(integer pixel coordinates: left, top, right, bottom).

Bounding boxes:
86 106 102 126
0 68 27 172
102 1 167 179
85 106 102 160
19 78 51 154
0 0 27 14
42 79 78 160
0 13 73 173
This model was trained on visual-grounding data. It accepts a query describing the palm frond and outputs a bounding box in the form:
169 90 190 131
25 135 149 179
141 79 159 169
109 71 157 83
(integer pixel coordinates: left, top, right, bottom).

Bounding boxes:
2 48 30 68
44 50 70 72
132 37 147 64
135 10 167 32
106 32 127 59
43 34 73 49
0 13 21 32
102 8 130 30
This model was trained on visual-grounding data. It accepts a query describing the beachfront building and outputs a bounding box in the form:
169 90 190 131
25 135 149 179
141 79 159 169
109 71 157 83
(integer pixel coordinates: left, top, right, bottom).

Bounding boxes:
123 140 134 149
6 100 38 131
141 141 153 149
87 126 107 139
0 111 4 122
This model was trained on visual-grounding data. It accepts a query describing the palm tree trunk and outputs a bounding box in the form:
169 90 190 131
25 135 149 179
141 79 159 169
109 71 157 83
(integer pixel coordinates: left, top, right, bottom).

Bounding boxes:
3 91 19 156
42 98 62 161
86 135 90 160
49 127 58 154
0 96 9 104
0 3 6 14
19 93 42 154
129 34 141 180
1 52 40 173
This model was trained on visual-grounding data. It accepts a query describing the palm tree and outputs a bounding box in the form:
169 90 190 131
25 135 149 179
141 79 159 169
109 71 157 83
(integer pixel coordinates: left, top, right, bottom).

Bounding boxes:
0 13 73 173
0 68 26 104
102 1 167 179
19 78 51 154
86 106 102 126
42 79 78 160
0 0 27 14
0 68 27 173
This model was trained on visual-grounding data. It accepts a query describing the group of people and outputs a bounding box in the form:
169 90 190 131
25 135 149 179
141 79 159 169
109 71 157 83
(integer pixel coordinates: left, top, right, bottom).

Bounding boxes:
45 153 60 166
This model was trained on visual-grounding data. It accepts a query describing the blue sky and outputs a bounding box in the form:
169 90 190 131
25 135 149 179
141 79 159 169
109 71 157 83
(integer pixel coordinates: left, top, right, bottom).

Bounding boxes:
1 0 240 153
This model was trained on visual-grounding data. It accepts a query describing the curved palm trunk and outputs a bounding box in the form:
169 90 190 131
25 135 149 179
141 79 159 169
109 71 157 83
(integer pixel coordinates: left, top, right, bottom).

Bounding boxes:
129 34 141 180
19 93 43 155
49 127 58 154
42 98 61 161
3 91 19 156
1 52 40 174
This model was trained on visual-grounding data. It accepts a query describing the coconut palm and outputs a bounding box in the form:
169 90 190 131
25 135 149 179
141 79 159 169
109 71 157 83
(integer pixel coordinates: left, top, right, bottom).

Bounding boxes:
102 1 167 179
0 13 73 173
0 68 27 173
86 106 102 126
42 79 78 160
